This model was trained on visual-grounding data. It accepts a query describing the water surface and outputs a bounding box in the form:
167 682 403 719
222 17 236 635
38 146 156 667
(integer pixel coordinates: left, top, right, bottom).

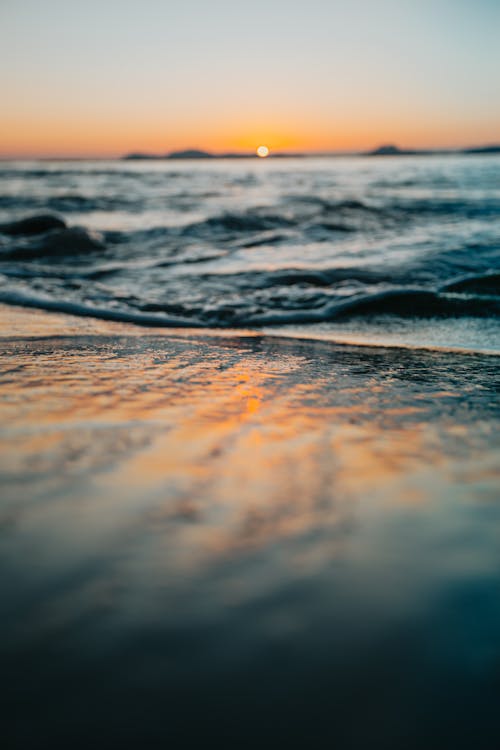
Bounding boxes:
1 155 499 351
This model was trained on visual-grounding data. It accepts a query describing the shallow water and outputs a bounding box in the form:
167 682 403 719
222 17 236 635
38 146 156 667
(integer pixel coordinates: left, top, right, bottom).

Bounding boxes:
1 315 500 747
0 155 499 351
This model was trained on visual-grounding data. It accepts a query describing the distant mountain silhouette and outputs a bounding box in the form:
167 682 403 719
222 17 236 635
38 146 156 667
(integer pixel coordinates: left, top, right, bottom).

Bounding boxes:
463 145 500 154
167 149 214 159
123 149 214 160
367 143 500 157
368 144 421 156
123 152 161 160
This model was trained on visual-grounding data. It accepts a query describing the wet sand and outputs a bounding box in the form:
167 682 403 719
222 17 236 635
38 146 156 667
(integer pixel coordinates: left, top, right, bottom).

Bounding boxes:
1 304 500 748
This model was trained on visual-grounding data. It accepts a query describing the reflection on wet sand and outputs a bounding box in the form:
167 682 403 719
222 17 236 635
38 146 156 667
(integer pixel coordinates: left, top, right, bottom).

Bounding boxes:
1 307 500 748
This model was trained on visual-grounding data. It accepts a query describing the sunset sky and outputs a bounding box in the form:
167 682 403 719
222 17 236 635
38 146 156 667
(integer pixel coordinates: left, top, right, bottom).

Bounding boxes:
1 0 499 158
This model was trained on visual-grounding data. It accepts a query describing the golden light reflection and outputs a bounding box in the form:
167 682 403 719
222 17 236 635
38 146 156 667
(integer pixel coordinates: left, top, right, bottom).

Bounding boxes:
2 306 496 584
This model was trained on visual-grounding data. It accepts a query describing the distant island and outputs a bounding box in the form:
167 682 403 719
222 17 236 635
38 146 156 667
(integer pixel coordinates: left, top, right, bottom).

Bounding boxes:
367 143 500 157
124 149 257 160
462 145 500 154
367 144 422 156
123 149 213 160
122 144 500 160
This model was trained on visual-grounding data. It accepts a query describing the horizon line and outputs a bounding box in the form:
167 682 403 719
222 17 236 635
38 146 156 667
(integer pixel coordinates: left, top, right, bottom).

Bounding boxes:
1 142 500 161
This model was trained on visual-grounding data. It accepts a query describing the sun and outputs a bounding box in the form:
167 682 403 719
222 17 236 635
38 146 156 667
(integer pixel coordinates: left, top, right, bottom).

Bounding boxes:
256 145 269 158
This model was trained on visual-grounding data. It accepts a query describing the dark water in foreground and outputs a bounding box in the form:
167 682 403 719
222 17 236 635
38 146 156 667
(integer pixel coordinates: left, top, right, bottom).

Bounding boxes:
1 323 500 748
0 155 499 351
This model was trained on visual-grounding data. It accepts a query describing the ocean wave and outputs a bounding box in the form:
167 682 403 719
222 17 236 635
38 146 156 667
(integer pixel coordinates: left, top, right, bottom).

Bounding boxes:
0 167 178 180
1 283 498 331
174 197 500 243
0 194 141 213
182 211 297 237
178 204 396 241
194 267 407 289
283 196 380 212
0 214 66 236
0 227 105 260
1 150 499 350
236 231 292 248
441 272 500 295
244 289 500 326
0 288 201 327
45 195 141 213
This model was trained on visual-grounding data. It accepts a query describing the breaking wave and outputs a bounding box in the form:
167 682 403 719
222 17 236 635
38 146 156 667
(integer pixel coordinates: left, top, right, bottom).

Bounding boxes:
0 153 499 349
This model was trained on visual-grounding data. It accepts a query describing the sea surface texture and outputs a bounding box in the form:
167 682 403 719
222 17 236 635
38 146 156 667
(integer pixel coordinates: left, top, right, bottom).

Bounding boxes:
0 155 499 350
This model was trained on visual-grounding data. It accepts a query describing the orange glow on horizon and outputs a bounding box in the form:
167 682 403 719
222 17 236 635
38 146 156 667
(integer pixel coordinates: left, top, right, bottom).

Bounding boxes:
1 110 498 159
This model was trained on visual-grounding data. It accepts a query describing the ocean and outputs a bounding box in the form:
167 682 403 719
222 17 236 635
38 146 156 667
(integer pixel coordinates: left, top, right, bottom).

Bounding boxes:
1 154 499 352
1 155 500 748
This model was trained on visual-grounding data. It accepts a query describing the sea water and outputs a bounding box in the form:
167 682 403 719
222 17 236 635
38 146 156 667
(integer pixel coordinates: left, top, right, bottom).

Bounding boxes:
0 154 499 351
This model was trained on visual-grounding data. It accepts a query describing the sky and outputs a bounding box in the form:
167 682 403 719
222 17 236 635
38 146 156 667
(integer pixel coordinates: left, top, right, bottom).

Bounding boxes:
1 0 499 157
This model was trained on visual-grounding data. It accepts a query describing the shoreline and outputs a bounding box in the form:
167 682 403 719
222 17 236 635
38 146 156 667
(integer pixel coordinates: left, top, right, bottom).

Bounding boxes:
1 302 498 357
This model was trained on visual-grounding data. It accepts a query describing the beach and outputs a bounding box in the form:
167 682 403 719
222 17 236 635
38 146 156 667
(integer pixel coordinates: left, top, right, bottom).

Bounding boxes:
1 303 500 747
